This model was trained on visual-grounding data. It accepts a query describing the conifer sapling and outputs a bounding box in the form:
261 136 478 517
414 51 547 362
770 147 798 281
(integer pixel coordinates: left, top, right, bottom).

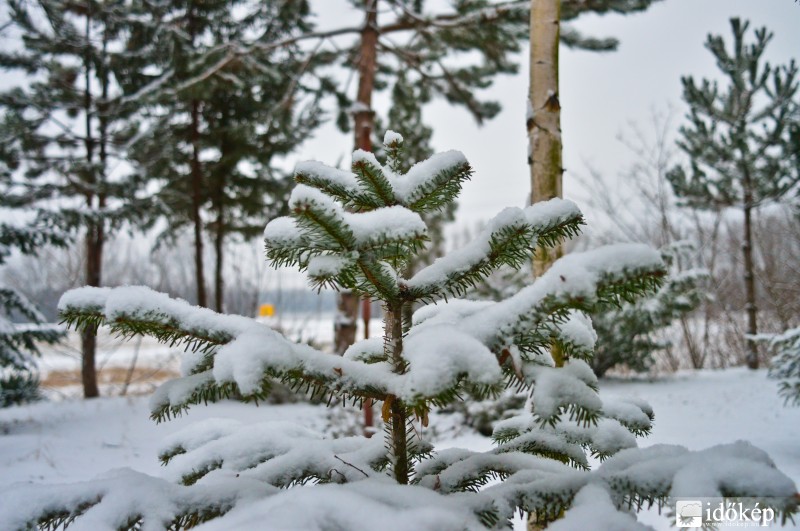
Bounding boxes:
4 133 796 530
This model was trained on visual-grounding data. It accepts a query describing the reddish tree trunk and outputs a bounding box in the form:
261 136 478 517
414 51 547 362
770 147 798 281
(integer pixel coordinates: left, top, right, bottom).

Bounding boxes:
82 228 102 398
338 0 380 435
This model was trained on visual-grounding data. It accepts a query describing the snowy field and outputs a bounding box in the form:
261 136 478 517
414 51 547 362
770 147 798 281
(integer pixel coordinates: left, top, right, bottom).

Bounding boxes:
2 354 798 529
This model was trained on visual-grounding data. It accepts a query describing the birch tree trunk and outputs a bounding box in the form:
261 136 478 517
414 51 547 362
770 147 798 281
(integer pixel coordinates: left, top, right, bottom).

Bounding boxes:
528 0 563 278
528 2 563 526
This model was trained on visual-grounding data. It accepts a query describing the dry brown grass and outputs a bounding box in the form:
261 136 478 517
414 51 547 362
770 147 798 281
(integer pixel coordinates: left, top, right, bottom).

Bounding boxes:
42 366 179 390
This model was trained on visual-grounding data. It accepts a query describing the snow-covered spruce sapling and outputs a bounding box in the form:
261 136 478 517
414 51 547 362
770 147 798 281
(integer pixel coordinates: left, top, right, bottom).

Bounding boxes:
7 133 797 530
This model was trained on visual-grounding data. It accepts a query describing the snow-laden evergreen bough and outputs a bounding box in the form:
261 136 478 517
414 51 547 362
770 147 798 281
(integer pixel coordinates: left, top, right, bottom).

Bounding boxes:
765 328 800 406
4 133 796 530
0 223 63 407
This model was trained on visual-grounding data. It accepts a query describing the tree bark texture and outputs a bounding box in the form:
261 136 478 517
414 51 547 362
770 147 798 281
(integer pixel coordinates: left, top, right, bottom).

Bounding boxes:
213 206 224 313
387 301 409 484
212 111 229 314
528 0 563 278
189 100 207 308
334 290 359 355
187 5 207 309
82 230 102 399
742 174 759 369
528 3 563 526
80 7 100 398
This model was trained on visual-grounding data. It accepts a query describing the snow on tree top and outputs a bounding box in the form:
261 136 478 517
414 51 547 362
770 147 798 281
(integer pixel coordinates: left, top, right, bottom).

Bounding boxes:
289 183 345 217
345 206 426 244
383 130 404 146
351 149 382 169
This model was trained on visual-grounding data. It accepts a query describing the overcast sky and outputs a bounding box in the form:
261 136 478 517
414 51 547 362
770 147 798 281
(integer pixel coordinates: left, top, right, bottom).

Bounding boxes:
297 0 800 229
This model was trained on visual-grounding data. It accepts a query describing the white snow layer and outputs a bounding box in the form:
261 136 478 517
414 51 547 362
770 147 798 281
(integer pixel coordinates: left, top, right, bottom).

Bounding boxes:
307 254 351 278
195 478 486 531
0 369 800 531
262 216 302 244
383 130 404 146
345 206 426 244
548 484 653 531
159 419 386 487
270 184 427 249
402 324 502 397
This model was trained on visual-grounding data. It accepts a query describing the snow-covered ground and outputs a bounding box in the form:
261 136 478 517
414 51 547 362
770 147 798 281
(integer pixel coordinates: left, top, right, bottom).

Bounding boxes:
1 364 797 530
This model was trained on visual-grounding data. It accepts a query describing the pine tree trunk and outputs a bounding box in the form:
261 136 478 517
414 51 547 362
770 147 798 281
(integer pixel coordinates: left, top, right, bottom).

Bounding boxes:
187 4 207 309
334 293 359 354
528 0 563 278
82 229 102 399
214 211 225 313
742 176 759 369
80 6 100 399
338 0 380 432
213 206 224 313
348 0 382 436
189 104 207 308
212 106 232 314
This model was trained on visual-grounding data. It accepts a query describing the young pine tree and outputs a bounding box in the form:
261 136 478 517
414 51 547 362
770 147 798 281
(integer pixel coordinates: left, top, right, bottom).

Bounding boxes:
7 134 796 530
667 18 800 370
